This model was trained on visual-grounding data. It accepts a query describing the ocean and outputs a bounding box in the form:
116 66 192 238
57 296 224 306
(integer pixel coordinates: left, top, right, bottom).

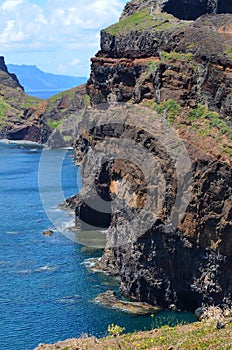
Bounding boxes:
26 90 66 99
0 143 196 350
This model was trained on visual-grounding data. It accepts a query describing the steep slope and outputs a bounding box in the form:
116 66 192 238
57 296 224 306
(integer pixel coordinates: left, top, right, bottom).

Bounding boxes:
71 0 232 313
0 56 42 141
0 56 88 144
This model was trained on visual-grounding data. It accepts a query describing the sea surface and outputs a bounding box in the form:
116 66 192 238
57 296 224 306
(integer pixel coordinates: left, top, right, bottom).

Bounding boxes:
26 90 65 99
0 143 196 350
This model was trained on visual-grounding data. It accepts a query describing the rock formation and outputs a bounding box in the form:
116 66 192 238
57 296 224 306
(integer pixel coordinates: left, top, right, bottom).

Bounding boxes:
0 55 88 145
1 0 231 314
121 0 232 20
71 0 232 312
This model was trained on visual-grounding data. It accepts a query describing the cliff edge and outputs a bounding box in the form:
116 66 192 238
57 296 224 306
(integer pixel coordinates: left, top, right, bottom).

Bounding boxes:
71 0 232 312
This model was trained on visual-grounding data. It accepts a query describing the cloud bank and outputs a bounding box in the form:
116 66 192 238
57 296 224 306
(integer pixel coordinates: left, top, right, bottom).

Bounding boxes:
0 0 126 75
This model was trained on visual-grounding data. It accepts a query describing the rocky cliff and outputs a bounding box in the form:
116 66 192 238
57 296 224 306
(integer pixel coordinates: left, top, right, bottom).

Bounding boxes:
0 55 88 145
121 0 232 21
71 0 232 312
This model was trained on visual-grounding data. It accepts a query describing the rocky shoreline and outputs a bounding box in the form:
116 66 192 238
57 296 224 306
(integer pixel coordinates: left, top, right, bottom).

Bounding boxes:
94 290 162 315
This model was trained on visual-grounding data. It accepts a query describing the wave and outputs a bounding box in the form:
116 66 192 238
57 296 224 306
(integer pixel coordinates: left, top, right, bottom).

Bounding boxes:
56 295 82 304
82 257 101 268
16 265 58 275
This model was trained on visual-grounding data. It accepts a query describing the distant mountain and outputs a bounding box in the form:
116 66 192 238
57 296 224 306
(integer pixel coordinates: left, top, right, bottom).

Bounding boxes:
7 64 87 91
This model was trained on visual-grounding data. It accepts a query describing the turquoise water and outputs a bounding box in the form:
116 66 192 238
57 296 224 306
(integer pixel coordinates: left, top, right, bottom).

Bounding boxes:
0 143 196 350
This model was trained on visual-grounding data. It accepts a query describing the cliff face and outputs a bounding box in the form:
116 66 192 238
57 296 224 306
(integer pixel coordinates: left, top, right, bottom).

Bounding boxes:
0 54 88 145
0 56 43 142
88 13 232 120
73 0 232 312
121 0 232 20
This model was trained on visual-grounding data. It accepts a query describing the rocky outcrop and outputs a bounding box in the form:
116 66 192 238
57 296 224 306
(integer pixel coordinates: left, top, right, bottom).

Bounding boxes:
88 14 232 122
0 58 88 145
72 1 232 313
0 56 24 90
0 57 42 142
72 101 232 311
121 0 232 21
94 290 161 314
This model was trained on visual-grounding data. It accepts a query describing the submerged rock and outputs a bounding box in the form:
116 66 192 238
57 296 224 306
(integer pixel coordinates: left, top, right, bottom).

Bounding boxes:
94 290 161 315
42 229 54 236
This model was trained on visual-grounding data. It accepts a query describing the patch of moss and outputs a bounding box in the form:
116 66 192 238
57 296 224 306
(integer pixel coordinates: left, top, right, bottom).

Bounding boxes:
225 46 232 60
84 94 90 107
143 99 181 123
63 135 72 142
105 9 177 35
161 51 193 62
0 98 9 119
0 97 13 127
142 100 232 158
47 119 63 129
19 95 41 109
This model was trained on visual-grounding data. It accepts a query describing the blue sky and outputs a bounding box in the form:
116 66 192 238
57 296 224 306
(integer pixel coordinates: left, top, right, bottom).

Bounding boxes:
0 0 128 77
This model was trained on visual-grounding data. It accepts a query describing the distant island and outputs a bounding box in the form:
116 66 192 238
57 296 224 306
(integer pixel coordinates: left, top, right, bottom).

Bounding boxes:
7 64 87 98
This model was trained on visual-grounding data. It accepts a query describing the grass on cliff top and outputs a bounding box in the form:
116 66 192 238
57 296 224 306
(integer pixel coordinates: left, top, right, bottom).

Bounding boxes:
36 319 232 349
105 9 177 35
142 99 232 159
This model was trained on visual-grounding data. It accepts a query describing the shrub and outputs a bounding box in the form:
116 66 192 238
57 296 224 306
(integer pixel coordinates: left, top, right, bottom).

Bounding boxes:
107 323 125 337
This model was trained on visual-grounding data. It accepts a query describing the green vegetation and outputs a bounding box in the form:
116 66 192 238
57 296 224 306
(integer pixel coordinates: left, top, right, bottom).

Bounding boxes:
225 46 232 60
186 105 232 157
142 99 232 158
107 323 125 337
47 119 63 129
146 60 159 76
143 98 182 123
63 135 72 142
84 94 90 107
161 51 193 62
0 98 9 127
0 98 8 119
45 319 232 349
105 9 177 35
188 106 231 138
19 95 40 109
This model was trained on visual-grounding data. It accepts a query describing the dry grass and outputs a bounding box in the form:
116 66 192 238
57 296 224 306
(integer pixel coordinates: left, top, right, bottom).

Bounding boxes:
35 319 232 350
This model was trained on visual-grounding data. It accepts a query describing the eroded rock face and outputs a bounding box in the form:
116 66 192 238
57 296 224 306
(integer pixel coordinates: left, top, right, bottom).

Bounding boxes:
0 56 24 90
69 2 232 312
72 103 232 311
121 0 232 20
88 15 232 122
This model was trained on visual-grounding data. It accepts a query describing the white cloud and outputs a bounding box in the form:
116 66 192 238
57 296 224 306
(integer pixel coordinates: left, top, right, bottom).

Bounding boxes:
1 0 24 11
0 0 127 75
0 20 24 43
69 58 81 66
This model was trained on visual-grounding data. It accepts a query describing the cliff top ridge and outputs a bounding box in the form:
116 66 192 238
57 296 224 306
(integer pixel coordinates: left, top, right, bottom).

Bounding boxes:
121 0 232 21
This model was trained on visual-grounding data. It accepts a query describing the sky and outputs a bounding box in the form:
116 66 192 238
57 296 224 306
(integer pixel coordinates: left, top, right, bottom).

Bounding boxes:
0 0 128 77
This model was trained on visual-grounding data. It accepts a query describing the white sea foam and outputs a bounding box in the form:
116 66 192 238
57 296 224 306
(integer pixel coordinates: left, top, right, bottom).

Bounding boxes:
56 295 81 304
82 257 101 268
35 265 57 272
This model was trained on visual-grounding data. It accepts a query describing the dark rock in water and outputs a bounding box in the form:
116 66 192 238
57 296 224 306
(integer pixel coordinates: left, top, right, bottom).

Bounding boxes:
94 290 161 314
7 125 41 142
42 229 54 236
